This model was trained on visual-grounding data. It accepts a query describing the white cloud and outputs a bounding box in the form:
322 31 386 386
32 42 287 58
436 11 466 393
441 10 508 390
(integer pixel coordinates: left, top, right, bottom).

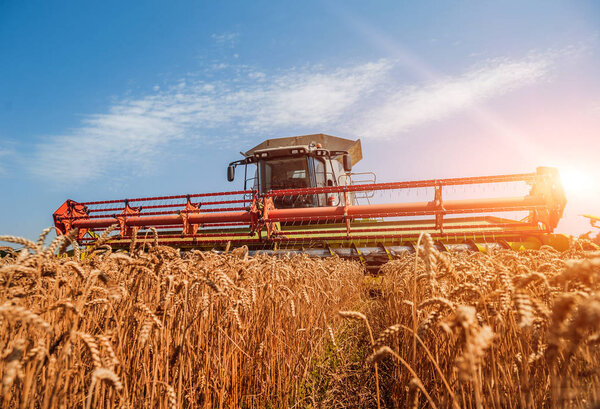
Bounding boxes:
243 61 390 130
30 52 558 184
354 56 552 138
31 60 391 183
248 71 266 80
211 32 239 47
0 148 13 176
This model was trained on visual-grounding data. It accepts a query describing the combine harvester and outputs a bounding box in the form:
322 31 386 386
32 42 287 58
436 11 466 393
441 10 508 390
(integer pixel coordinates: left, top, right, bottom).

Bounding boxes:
53 134 568 270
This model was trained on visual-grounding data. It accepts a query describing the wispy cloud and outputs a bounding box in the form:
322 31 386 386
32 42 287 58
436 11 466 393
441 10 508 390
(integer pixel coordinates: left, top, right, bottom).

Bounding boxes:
242 61 391 130
211 32 239 47
354 56 552 138
30 60 391 183
0 148 13 176
30 51 560 184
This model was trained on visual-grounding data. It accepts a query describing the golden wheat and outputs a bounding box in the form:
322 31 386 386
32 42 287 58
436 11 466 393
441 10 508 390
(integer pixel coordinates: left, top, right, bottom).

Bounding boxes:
1 230 600 408
0 229 364 408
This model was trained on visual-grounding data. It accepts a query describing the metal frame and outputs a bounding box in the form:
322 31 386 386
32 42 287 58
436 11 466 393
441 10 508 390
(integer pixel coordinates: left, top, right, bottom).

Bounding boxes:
53 167 566 255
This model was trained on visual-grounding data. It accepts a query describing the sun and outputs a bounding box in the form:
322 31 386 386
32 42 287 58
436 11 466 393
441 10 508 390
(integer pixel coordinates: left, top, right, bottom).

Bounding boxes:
559 167 597 198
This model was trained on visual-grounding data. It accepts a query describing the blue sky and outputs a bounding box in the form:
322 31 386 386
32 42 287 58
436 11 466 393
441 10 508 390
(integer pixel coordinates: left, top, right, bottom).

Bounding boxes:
1 0 599 239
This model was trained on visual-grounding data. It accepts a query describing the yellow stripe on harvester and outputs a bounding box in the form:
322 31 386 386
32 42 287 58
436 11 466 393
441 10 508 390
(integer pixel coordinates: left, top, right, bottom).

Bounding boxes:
583 214 600 229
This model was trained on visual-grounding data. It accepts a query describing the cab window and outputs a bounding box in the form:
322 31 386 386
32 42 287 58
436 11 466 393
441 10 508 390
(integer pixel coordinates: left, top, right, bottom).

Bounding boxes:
260 158 310 192
314 158 327 188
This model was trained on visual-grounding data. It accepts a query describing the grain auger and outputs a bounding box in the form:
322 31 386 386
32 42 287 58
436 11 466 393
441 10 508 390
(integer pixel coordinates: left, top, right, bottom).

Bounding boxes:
53 134 568 270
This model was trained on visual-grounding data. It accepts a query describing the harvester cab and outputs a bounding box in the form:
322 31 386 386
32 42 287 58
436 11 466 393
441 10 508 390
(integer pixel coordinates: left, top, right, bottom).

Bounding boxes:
226 134 362 208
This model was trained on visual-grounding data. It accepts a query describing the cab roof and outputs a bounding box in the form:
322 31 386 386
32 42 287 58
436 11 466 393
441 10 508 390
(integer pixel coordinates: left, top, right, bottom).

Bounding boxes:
245 133 362 165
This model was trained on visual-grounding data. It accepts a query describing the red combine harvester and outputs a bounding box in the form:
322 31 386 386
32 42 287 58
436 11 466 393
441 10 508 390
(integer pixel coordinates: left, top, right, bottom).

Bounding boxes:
53 134 568 269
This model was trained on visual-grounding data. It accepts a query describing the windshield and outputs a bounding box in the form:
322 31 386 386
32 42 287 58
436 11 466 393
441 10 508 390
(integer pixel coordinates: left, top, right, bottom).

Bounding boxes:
259 158 310 192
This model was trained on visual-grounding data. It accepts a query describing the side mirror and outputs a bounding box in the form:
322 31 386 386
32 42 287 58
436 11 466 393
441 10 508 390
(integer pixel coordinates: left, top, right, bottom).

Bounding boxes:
227 165 235 182
343 154 352 172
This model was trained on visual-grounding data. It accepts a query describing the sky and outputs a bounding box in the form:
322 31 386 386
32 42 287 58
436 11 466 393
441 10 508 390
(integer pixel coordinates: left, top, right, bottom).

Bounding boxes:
0 0 599 240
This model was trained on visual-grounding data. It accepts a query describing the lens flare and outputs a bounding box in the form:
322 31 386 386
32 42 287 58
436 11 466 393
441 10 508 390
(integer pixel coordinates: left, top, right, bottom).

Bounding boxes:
559 168 597 198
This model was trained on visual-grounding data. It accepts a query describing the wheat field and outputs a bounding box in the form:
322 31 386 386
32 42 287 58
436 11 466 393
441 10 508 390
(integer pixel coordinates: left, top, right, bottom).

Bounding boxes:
1 229 599 408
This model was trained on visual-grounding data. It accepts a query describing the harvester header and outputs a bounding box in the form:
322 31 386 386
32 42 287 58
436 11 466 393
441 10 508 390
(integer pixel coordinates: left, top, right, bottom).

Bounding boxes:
53 134 568 267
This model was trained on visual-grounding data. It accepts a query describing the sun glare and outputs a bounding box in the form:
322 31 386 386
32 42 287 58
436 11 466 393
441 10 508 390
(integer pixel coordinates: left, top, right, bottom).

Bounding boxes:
559 167 597 198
